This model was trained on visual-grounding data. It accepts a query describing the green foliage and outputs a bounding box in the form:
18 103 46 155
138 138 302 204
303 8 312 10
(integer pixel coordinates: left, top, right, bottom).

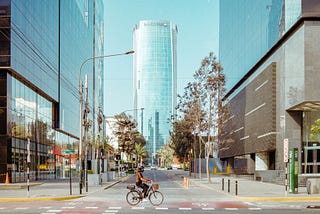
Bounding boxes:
157 143 174 166
310 119 320 141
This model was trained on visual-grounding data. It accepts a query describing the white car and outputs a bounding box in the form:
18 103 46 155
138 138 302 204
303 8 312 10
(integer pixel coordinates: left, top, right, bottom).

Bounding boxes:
150 165 157 170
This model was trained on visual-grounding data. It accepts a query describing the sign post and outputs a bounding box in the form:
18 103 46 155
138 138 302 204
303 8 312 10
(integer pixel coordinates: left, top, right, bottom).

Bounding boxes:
284 138 289 195
289 148 298 194
27 138 31 197
62 150 76 195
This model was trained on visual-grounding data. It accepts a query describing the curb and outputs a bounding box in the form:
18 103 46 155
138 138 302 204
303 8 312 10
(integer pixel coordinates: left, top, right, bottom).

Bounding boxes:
236 196 320 202
0 178 127 202
0 195 85 202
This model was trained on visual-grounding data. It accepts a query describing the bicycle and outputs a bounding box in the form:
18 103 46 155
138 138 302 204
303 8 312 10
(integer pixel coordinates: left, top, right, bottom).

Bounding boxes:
126 181 164 206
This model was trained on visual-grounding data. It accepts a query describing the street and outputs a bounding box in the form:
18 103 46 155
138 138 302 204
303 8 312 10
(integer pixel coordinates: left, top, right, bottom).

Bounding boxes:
0 169 319 213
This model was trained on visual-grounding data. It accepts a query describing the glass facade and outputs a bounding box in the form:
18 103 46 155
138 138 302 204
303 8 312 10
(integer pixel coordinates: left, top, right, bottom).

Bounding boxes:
0 0 104 183
133 20 177 163
219 0 301 92
219 0 320 177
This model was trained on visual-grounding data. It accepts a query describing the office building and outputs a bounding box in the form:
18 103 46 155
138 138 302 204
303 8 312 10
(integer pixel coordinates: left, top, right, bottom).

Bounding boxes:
133 20 177 164
219 0 320 182
0 0 104 183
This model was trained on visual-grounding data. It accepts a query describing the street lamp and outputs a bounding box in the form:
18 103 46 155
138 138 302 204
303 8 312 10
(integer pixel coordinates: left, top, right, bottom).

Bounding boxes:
78 50 134 194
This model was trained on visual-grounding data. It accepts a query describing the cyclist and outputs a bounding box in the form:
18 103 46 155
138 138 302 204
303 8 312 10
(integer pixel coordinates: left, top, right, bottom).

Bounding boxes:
136 166 151 198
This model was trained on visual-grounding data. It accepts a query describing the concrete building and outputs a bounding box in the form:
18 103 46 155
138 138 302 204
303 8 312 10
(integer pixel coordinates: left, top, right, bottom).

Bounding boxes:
219 0 320 182
133 20 178 164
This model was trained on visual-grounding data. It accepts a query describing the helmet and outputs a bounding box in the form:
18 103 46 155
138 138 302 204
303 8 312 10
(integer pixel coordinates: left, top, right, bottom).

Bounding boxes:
138 166 144 172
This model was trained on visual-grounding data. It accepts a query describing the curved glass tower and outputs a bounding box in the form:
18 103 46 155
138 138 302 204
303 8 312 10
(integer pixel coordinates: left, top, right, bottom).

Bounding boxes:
133 20 177 164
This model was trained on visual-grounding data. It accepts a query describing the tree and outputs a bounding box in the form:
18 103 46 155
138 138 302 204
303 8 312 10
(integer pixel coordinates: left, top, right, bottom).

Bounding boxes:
157 143 174 167
175 52 228 182
133 143 148 166
170 118 193 168
310 119 320 142
114 112 137 158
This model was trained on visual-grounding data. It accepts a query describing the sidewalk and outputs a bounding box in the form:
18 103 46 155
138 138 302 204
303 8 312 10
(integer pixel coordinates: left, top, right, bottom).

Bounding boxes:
1 171 320 202
184 172 320 202
0 177 126 202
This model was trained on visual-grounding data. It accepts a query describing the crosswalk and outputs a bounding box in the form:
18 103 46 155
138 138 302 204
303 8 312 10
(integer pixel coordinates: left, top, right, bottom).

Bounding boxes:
0 206 263 213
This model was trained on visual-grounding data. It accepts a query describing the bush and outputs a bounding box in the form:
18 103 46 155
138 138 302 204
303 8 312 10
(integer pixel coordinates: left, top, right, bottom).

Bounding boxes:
127 168 135 174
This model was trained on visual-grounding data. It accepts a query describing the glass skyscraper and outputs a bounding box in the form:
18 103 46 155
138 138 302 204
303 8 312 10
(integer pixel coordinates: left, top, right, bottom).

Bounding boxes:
133 20 177 164
0 0 104 183
219 0 320 181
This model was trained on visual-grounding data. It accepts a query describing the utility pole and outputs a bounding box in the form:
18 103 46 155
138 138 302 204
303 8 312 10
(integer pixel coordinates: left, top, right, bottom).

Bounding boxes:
83 75 91 192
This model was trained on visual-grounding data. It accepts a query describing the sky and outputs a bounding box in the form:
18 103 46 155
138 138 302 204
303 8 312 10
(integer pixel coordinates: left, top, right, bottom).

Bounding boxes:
103 0 219 116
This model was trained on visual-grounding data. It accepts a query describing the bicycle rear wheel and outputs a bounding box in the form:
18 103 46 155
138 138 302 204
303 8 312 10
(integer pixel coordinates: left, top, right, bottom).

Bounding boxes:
149 190 164 206
126 190 141 206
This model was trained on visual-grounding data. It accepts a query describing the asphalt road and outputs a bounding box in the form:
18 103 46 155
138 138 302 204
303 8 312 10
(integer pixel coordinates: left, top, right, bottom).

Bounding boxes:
0 169 319 213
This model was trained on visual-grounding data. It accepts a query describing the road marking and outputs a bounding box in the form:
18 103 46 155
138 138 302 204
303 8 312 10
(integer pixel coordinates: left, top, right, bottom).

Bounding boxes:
155 207 168 210
249 207 262 210
39 207 52 209
202 208 216 210
15 207 29 209
85 206 98 209
104 210 119 213
47 210 62 212
225 208 239 210
132 207 145 210
61 207 75 209
0 208 5 210
108 207 121 209
179 208 192 210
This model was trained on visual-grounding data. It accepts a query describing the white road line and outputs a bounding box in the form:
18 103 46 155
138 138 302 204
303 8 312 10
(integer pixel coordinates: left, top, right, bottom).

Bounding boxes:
132 207 145 210
249 207 262 210
202 208 216 210
61 207 75 209
41 213 57 214
39 207 52 209
85 207 98 209
15 207 29 209
179 208 192 210
155 207 169 210
104 210 119 213
47 210 62 212
0 208 5 210
225 208 239 210
108 207 121 209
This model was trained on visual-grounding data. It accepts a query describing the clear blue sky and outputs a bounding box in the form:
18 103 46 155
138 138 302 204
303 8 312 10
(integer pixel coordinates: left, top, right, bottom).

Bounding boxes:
103 0 219 116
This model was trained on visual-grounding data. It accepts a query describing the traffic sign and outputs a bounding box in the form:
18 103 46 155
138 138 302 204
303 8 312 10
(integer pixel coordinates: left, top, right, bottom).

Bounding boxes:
62 149 76 155
284 138 289 163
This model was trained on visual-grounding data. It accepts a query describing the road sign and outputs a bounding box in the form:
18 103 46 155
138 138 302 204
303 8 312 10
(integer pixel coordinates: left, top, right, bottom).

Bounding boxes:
62 149 76 155
284 138 289 163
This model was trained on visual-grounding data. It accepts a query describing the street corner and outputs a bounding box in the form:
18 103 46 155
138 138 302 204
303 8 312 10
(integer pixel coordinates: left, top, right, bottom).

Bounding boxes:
0 195 85 202
235 195 320 202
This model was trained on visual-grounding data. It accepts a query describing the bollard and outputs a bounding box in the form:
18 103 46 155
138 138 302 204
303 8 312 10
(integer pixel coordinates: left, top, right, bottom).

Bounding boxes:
222 178 224 191
228 179 230 193
184 177 189 188
235 180 238 195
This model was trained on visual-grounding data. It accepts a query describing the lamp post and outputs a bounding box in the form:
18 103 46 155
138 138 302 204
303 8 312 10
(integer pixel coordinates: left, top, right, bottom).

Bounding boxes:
78 50 134 194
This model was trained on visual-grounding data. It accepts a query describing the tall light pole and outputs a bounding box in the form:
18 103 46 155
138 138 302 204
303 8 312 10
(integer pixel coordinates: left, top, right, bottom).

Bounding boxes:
78 50 134 194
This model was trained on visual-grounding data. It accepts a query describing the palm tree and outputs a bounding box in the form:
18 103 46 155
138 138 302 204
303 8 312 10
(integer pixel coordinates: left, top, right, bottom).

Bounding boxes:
157 143 174 167
133 143 148 166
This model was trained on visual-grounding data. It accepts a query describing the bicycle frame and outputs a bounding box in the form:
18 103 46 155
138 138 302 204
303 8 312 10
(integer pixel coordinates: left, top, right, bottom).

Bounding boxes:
126 180 164 206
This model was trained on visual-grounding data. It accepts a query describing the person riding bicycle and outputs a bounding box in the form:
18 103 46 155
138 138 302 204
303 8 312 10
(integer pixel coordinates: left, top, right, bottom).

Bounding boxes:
136 166 151 198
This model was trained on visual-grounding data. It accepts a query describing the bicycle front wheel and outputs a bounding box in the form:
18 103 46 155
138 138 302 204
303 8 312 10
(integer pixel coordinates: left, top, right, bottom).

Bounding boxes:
149 190 164 206
126 190 141 206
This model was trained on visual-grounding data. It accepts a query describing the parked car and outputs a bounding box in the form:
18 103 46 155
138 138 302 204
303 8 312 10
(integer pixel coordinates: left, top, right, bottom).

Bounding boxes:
167 165 173 170
150 165 157 170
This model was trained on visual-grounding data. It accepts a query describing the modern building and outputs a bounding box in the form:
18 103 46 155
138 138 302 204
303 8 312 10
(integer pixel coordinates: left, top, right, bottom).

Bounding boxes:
133 20 178 164
0 0 104 183
219 0 320 182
